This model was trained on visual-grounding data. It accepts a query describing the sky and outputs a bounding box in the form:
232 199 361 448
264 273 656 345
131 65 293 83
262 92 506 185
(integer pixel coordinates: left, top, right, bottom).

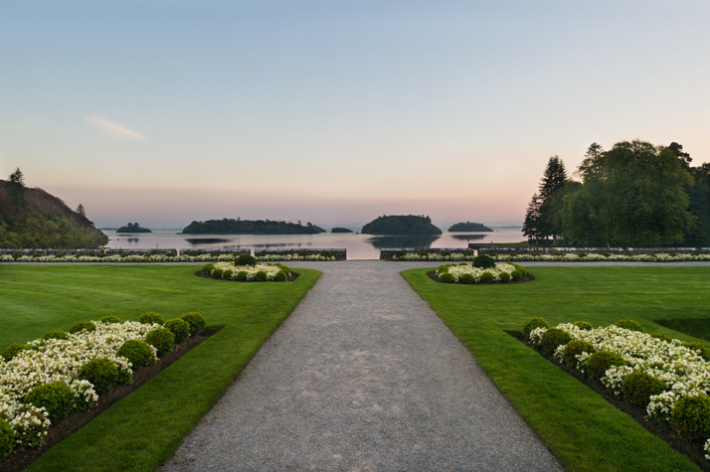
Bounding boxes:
1 0 709 229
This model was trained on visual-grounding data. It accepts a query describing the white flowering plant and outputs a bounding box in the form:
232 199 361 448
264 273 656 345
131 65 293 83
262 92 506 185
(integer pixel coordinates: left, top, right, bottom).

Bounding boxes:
434 262 527 284
0 321 160 451
202 262 292 282
0 251 338 263
390 251 710 262
526 319 710 460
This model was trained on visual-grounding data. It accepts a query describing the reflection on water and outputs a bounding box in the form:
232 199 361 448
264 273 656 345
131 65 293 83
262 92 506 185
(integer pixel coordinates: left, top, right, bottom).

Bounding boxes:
366 235 440 249
104 229 524 259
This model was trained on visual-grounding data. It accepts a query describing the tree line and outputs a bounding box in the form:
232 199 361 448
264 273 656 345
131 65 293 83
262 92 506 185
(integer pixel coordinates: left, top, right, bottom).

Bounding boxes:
523 140 710 247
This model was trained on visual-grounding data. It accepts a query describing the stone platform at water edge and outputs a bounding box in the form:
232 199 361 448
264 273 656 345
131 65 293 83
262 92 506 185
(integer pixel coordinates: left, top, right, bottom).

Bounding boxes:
161 260 564 472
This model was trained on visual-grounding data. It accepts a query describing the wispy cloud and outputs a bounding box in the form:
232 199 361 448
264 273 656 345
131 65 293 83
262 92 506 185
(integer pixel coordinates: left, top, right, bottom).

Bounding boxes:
85 115 145 141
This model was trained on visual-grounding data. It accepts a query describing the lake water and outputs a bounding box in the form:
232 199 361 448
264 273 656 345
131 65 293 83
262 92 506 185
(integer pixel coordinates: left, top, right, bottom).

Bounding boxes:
104 228 525 260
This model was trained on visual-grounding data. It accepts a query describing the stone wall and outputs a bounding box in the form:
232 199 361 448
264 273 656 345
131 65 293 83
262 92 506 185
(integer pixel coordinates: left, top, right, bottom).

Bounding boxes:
379 248 473 260
179 248 250 256
473 245 710 256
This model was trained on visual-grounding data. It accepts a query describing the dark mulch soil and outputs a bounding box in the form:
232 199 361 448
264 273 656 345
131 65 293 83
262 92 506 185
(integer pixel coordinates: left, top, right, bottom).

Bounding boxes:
427 271 535 284
195 270 300 282
1 327 221 472
510 332 709 471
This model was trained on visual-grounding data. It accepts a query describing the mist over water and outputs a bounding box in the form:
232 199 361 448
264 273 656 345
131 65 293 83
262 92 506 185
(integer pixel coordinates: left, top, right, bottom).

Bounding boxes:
104 229 524 259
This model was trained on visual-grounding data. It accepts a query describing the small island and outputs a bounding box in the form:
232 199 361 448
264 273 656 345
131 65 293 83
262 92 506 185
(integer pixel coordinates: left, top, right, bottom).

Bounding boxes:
361 215 442 235
182 218 326 234
331 227 354 233
448 221 493 232
117 222 152 233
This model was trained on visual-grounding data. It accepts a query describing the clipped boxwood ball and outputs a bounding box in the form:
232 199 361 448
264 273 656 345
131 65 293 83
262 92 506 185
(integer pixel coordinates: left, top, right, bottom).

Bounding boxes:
117 340 156 369
473 255 496 269
145 328 175 356
202 263 215 274
24 381 75 423
254 270 267 282
438 272 455 283
100 315 122 324
586 351 625 380
522 318 550 339
615 319 643 332
621 372 665 408
671 394 710 442
222 269 234 280
514 264 527 277
683 342 710 361
165 318 190 344
1 343 28 362
78 358 119 393
0 419 15 460
236 271 248 281
138 312 164 325
182 312 206 336
69 321 96 334
563 340 595 367
460 273 475 284
539 328 572 356
650 333 671 342
480 271 494 284
511 270 523 281
573 321 593 331
42 330 69 341
499 272 511 283
211 268 223 279
235 254 258 266
273 270 288 282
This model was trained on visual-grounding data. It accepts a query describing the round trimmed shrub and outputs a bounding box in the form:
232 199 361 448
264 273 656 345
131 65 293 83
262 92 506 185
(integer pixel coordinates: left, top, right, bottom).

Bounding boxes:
165 318 191 344
222 269 234 280
539 328 572 356
117 340 155 369
321 250 333 258
212 268 223 279
236 271 248 281
24 381 75 423
394 250 406 259
438 272 454 283
69 321 96 334
145 328 175 356
1 343 28 362
615 319 643 332
100 315 122 324
499 272 511 283
563 340 595 366
682 342 710 361
511 270 523 281
522 318 550 339
138 312 164 325
78 358 119 393
254 270 267 282
42 330 69 341
460 273 475 284
0 419 14 460
670 394 710 442
273 270 288 282
621 372 665 408
480 271 494 284
650 333 671 342
586 351 626 380
473 255 496 269
202 263 215 274
235 254 257 266
182 312 206 336
514 264 527 277
573 321 593 331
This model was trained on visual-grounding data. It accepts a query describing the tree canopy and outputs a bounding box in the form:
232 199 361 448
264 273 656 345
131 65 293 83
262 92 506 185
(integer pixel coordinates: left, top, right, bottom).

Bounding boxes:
361 215 442 235
182 218 326 234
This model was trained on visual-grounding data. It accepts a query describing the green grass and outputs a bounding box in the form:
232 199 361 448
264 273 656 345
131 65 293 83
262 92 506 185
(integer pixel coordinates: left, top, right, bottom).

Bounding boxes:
402 266 710 472
656 318 710 342
0 264 319 472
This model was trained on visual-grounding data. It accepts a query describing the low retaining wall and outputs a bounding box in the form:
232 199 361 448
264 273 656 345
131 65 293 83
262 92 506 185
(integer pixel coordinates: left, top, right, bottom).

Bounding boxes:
179 249 250 257
472 246 710 255
104 249 178 256
255 248 347 261
380 248 473 261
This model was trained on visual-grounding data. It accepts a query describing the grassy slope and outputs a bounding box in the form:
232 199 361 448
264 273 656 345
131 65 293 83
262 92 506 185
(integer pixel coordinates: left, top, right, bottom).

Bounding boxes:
402 266 710 472
0 264 319 472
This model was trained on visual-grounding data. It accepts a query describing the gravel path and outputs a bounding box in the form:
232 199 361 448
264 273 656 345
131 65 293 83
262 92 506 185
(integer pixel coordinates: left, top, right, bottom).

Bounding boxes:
161 260 563 471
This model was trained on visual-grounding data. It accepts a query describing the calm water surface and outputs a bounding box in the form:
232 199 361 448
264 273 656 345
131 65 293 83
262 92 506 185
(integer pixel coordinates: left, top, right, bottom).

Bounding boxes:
104 229 525 260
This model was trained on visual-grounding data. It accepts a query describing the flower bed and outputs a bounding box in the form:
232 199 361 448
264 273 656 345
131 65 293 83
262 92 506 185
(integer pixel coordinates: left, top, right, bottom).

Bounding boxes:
0 251 337 263
0 312 206 459
432 259 531 284
255 250 336 261
391 251 710 262
200 261 294 282
524 317 710 466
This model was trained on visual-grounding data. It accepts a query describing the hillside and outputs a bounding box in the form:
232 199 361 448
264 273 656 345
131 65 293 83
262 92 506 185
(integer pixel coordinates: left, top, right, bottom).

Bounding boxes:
182 218 326 234
0 180 108 248
361 215 442 235
448 221 493 232
117 222 152 233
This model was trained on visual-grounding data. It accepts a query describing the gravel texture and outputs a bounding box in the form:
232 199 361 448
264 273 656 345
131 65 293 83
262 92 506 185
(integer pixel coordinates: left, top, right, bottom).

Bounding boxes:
161 260 564 472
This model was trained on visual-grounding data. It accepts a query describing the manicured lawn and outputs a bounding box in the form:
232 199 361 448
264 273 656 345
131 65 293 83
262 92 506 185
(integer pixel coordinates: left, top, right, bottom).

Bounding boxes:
0 264 319 472
402 266 710 472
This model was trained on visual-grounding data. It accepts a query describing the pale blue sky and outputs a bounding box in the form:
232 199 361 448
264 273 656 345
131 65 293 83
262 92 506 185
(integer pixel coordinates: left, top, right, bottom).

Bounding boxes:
1 0 709 228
